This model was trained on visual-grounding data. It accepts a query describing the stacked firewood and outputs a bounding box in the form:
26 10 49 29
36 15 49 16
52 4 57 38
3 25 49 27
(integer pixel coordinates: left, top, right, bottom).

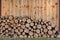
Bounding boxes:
0 15 60 38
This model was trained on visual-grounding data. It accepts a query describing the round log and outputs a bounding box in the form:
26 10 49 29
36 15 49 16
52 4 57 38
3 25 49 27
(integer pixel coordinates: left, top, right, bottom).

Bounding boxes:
24 28 29 33
37 25 41 29
44 28 48 33
47 26 52 30
1 23 5 26
19 29 23 32
22 18 26 22
25 23 30 28
36 29 40 33
8 15 14 20
22 32 25 36
24 35 27 38
30 22 34 26
29 31 33 36
33 26 36 29
27 19 31 23
19 35 23 38
48 30 52 35
5 25 9 28
33 33 38 38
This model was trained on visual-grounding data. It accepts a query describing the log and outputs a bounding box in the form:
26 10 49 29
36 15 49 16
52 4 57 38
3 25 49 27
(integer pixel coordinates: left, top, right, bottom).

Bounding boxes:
55 27 58 31
5 25 9 28
8 15 14 20
8 28 11 30
1 23 5 26
51 35 54 38
7 19 10 22
30 35 33 38
18 24 21 26
24 28 29 33
24 35 27 38
28 35 31 38
33 33 38 38
30 22 34 26
42 34 47 38
17 32 21 35
33 26 36 29
2 20 6 23
41 22 44 25
5 30 8 33
17 27 20 30
19 35 23 38
41 32 44 35
14 19 18 23
19 29 23 32
47 26 52 30
48 30 52 35
35 22 37 26
38 33 41 37
42 25 46 29
22 18 26 22
52 30 56 34
37 25 41 29
28 27 31 30
25 23 30 28
44 28 48 33
2 27 5 30
29 31 33 36
14 29 19 32
13 27 16 30
30 29 33 32
22 32 25 36
27 19 31 23
36 29 40 33
9 20 14 24
5 34 8 37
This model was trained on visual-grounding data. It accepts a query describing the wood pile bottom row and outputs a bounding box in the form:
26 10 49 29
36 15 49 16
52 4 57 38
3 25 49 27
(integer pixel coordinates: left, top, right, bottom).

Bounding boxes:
0 15 60 38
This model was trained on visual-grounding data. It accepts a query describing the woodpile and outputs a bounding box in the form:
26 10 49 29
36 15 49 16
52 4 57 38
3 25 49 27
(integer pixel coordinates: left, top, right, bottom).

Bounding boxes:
0 15 60 38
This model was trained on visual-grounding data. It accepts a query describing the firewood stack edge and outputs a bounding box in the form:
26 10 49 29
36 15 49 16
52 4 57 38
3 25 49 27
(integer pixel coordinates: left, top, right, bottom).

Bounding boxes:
0 15 60 38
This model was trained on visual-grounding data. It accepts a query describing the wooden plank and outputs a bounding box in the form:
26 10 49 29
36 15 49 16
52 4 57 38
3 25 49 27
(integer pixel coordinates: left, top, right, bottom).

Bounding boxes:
39 0 42 19
0 0 1 16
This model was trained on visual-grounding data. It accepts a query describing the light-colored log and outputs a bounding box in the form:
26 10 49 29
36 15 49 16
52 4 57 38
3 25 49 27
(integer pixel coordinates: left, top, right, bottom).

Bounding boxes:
29 31 33 36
